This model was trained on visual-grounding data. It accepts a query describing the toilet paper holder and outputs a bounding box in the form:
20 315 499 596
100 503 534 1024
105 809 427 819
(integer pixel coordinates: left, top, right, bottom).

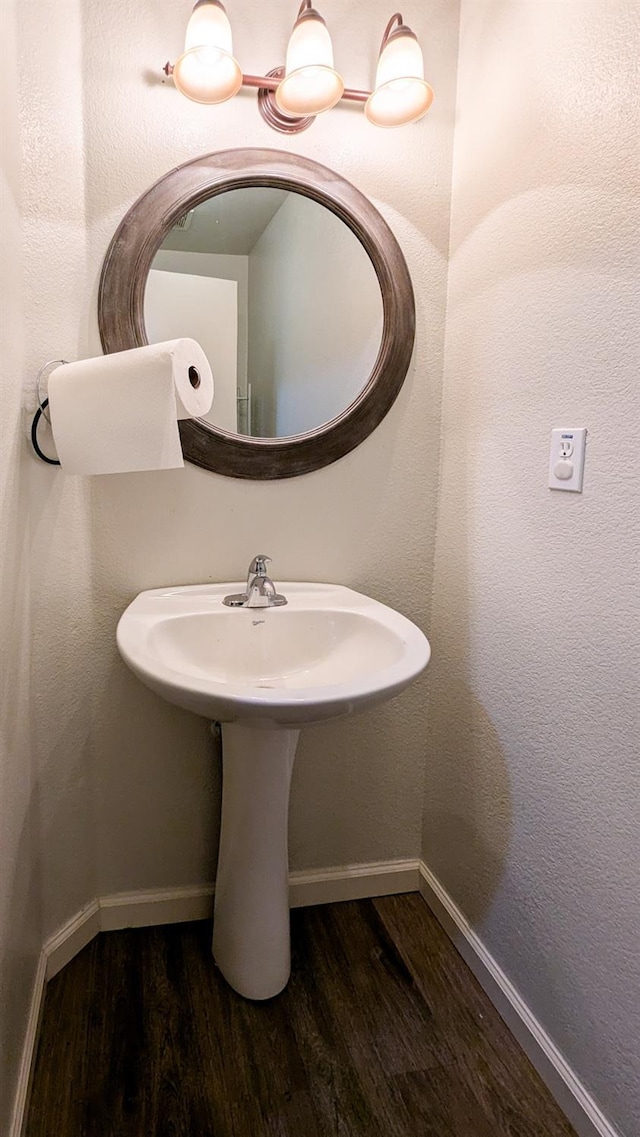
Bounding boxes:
30 359 68 466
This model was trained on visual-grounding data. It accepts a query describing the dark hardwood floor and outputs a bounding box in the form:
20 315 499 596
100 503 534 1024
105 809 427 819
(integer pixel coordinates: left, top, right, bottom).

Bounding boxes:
26 894 577 1136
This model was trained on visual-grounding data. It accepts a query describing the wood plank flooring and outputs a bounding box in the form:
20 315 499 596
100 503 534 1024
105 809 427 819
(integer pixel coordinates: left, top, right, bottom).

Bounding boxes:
26 894 578 1136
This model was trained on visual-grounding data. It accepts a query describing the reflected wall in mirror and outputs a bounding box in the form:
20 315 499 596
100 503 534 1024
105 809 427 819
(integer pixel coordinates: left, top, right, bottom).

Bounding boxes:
144 188 384 439
99 150 415 480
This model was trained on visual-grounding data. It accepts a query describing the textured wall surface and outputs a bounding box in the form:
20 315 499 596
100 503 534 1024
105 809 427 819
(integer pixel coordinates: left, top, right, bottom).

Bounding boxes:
0 4 43 1127
424 3 640 1134
1 8 457 1125
247 192 382 435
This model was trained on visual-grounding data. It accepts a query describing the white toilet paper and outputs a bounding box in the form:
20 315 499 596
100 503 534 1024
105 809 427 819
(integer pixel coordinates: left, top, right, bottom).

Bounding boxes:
48 339 214 475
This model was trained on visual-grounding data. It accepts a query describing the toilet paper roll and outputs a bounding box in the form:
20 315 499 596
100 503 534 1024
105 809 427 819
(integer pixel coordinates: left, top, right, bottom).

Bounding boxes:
48 339 214 475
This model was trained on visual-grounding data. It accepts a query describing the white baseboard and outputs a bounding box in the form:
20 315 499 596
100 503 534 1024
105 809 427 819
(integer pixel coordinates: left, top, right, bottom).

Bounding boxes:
418 861 620 1137
8 953 47 1137
99 883 215 934
290 858 419 907
96 859 420 935
45 899 101 980
44 857 420 967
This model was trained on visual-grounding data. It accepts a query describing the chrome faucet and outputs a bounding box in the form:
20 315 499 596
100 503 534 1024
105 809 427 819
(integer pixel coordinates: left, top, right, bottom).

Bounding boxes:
223 555 288 608
245 554 267 596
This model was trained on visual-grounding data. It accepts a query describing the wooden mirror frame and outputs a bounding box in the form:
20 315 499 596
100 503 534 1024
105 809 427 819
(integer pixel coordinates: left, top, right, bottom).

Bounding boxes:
98 149 415 480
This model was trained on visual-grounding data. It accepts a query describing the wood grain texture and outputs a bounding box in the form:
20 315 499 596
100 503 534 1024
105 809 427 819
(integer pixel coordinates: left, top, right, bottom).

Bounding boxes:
26 895 578 1137
98 148 416 480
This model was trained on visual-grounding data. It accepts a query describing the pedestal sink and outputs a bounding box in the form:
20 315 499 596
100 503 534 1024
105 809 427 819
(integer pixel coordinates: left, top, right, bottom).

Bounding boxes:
117 582 430 999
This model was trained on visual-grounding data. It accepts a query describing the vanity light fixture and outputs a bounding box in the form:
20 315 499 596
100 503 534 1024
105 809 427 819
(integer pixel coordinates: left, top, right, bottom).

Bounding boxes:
365 13 434 127
276 0 344 117
172 0 243 104
164 1 433 133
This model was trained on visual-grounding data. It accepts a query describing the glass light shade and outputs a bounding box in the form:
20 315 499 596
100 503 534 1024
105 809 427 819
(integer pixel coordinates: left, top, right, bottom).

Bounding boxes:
173 45 242 103
173 1 242 105
184 0 233 52
365 32 434 127
276 12 344 116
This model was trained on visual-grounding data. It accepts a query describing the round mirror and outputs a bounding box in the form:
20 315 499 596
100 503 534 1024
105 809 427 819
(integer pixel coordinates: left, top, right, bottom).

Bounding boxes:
99 150 415 479
145 187 384 440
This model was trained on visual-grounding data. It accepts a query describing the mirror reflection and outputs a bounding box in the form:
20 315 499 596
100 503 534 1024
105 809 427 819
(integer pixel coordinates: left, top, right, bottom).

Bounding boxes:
144 188 384 439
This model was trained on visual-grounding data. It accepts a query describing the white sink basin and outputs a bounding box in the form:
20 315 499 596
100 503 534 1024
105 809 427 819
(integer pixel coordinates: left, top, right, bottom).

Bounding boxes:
117 579 430 1001
117 582 430 726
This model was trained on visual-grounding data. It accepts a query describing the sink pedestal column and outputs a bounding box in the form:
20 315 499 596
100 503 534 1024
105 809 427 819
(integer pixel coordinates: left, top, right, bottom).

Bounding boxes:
213 722 299 1000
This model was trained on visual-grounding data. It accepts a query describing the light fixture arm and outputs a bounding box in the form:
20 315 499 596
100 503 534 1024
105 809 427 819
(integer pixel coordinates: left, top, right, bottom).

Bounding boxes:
164 63 369 105
292 0 324 25
381 12 404 50
242 72 368 104
379 12 419 52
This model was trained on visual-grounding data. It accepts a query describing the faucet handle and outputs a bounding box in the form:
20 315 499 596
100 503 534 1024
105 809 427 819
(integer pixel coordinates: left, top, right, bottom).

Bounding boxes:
249 554 272 577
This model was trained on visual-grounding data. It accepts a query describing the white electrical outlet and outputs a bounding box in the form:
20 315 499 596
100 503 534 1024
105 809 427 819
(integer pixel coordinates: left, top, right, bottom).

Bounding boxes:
548 428 587 492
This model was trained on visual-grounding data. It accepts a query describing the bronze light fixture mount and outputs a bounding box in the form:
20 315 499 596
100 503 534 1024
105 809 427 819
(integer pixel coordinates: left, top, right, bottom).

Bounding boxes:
162 64 370 137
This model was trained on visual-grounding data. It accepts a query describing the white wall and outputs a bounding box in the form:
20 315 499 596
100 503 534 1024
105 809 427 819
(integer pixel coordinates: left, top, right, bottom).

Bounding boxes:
1 0 100 1127
247 193 383 436
1 2 458 1123
0 5 41 1128
425 3 640 1135
145 269 239 432
151 249 250 421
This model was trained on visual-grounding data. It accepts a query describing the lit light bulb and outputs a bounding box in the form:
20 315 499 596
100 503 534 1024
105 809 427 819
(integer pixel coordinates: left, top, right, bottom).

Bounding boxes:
173 0 242 105
365 17 433 128
276 2 344 117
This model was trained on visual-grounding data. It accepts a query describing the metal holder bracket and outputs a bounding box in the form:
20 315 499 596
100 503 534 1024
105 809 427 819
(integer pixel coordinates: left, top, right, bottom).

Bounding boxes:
30 360 67 466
